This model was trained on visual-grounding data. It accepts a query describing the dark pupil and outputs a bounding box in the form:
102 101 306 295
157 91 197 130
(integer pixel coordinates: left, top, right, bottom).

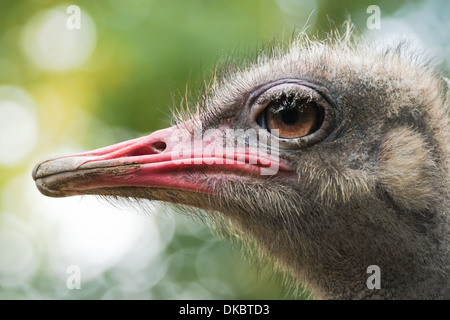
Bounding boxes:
269 94 300 125
280 108 298 125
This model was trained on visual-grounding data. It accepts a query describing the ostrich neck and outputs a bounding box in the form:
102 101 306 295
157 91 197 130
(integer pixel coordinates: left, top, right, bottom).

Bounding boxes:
239 201 450 300
306 250 450 299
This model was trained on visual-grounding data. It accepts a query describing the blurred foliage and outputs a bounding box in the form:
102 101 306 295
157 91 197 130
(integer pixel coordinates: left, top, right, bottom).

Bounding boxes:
0 0 447 300
1 0 420 135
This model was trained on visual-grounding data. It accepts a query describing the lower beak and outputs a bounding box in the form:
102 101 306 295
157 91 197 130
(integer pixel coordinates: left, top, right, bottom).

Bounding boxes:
33 122 288 198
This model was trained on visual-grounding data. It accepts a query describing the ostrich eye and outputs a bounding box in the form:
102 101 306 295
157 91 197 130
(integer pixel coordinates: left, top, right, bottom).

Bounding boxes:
259 93 323 139
253 81 334 148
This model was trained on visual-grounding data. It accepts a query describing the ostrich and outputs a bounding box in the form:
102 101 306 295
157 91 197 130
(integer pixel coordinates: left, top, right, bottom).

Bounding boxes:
32 29 450 299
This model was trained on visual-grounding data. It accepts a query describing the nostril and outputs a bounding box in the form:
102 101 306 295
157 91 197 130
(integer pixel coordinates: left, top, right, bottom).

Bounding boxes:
152 141 167 153
123 141 167 157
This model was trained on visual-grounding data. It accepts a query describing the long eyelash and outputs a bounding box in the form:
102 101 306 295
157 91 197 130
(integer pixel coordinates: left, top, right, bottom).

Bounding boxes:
256 90 308 106
269 101 291 114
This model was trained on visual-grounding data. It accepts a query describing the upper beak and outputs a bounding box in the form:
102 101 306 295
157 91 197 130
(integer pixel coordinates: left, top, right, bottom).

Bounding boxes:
32 121 288 198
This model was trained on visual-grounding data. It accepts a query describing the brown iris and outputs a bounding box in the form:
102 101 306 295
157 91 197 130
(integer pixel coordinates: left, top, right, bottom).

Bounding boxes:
261 93 323 139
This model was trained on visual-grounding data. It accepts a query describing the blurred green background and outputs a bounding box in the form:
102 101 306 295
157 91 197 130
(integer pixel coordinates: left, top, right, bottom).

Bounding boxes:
0 0 448 299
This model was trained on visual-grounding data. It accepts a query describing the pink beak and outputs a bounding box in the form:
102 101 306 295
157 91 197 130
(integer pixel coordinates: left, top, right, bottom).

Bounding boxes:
33 121 290 198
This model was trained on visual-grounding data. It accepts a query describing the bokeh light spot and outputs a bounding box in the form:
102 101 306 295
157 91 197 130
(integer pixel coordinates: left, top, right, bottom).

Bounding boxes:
0 86 38 166
0 214 38 288
21 6 97 72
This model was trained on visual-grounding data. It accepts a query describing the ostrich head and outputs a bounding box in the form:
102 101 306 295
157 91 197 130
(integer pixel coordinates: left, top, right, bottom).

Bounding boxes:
32 29 450 299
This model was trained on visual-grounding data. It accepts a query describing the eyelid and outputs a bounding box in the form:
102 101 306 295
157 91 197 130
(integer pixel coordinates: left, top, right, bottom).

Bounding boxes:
255 85 316 105
250 83 322 124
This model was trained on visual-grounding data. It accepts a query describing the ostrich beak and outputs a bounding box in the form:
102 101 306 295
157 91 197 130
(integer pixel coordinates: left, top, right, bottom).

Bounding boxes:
32 122 287 198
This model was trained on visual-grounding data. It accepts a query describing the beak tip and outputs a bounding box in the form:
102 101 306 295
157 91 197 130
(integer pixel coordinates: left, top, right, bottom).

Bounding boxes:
34 178 58 197
34 174 79 198
31 163 40 181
